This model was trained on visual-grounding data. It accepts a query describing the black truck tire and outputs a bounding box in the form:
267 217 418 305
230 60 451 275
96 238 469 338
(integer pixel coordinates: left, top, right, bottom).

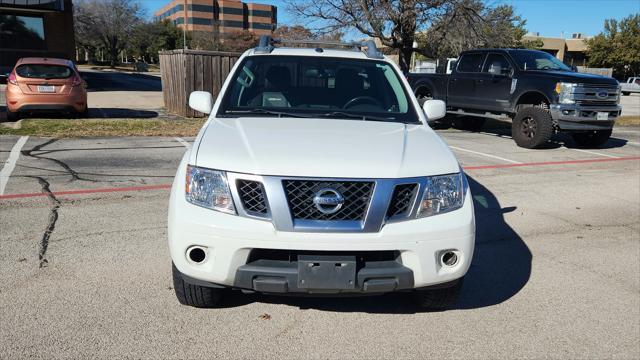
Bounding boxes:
622 92 630 96
453 116 486 132
172 262 224 308
511 106 554 148
413 278 464 310
571 129 612 148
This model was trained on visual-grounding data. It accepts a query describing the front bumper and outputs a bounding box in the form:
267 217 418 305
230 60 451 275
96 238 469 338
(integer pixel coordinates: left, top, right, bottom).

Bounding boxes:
550 103 621 131
168 154 476 293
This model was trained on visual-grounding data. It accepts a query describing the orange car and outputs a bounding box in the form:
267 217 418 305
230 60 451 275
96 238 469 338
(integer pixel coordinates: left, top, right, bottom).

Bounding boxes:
5 57 88 121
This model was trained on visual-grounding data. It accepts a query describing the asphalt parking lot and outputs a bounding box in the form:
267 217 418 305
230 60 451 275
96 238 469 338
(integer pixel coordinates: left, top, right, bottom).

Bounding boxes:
1 126 639 359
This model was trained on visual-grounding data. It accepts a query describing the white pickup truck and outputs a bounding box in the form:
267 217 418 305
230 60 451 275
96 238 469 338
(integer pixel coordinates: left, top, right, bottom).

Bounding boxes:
168 37 475 310
621 77 640 95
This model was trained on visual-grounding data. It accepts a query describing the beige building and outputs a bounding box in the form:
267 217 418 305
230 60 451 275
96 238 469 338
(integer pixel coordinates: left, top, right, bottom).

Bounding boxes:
522 33 589 66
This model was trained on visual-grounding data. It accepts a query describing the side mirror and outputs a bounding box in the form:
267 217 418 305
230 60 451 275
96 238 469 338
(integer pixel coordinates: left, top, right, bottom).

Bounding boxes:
189 91 214 114
570 65 578 72
422 99 446 122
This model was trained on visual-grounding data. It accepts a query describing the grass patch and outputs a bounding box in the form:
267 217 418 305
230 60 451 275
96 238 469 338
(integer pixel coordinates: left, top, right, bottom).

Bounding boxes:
616 116 640 126
0 118 206 137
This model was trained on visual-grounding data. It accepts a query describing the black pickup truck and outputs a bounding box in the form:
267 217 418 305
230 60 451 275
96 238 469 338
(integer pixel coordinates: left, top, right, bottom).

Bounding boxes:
408 49 622 148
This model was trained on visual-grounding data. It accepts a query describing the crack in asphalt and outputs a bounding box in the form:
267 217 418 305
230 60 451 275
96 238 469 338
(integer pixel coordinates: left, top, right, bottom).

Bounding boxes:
20 139 148 185
21 139 92 183
28 176 61 268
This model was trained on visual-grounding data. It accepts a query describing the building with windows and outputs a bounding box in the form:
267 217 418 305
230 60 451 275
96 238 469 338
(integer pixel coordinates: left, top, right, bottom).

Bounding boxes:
154 0 277 37
522 32 589 67
0 0 75 73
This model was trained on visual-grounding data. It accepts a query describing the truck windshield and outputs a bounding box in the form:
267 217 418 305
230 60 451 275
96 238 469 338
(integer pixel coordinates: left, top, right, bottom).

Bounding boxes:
219 55 418 123
509 50 572 72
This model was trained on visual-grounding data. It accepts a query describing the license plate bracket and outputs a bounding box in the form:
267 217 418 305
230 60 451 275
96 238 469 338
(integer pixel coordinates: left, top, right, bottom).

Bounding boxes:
596 112 609 120
297 255 356 289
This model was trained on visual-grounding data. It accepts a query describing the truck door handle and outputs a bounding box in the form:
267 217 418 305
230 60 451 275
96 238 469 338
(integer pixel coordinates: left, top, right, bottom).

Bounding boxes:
476 79 484 84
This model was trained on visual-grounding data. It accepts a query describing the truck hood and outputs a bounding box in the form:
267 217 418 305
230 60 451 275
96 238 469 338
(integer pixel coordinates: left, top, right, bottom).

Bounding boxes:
528 70 619 85
195 117 460 178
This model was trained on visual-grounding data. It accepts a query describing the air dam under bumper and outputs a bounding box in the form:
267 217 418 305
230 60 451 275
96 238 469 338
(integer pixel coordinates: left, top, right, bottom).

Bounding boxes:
234 257 414 294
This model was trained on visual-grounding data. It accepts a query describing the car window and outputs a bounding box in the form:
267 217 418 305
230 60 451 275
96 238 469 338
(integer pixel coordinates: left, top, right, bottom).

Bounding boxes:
219 55 417 123
16 64 73 79
509 50 572 72
635 78 640 85
482 54 512 76
456 53 485 73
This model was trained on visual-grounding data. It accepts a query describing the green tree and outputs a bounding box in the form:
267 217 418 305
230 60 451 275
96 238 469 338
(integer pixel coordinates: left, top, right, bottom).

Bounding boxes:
74 0 143 67
287 0 525 72
587 14 640 78
417 1 527 59
129 20 186 61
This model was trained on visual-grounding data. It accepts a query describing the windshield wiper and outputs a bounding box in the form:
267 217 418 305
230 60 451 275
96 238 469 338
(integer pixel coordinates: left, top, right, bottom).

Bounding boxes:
224 109 313 118
318 111 398 122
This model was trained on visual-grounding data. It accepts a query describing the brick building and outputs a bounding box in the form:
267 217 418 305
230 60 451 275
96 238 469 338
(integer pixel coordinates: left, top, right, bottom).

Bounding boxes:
0 0 75 73
154 0 277 37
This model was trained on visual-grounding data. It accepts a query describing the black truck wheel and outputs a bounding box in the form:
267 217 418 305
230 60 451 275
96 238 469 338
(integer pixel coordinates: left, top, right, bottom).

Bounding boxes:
413 278 464 310
172 262 224 308
511 106 554 148
453 116 486 132
571 129 612 148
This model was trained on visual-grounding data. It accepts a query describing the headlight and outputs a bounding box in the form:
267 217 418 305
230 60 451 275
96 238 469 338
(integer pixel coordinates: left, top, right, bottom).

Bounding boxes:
185 165 235 214
555 82 577 104
417 173 466 218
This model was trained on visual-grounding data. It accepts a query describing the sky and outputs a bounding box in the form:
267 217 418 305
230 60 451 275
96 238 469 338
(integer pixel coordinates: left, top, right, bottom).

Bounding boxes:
141 0 639 38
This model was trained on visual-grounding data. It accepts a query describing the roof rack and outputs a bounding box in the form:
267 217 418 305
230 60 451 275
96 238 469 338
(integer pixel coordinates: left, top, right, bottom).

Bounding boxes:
254 35 384 59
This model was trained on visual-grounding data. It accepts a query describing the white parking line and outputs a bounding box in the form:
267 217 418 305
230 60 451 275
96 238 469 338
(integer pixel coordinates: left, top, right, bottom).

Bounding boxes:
0 136 29 195
566 148 619 159
448 145 522 164
174 137 191 148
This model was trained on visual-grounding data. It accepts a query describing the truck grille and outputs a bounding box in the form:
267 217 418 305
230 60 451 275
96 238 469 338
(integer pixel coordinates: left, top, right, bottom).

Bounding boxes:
283 180 374 221
574 84 620 106
237 180 268 215
386 183 419 218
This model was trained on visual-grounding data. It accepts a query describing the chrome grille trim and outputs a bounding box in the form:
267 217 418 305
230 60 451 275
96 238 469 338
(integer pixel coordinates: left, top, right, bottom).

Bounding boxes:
237 180 269 216
226 172 451 233
573 83 620 105
386 183 420 219
284 180 374 221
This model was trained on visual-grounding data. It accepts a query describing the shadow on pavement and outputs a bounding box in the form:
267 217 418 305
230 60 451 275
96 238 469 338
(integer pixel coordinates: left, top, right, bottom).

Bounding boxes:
218 175 532 313
81 71 161 92
0 107 160 120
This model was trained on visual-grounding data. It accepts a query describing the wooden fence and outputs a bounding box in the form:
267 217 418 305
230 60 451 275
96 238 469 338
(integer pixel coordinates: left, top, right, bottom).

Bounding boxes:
159 49 241 117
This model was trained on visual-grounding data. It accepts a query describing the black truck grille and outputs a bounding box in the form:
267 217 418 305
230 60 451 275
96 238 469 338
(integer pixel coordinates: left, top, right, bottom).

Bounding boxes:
237 180 268 215
386 183 419 218
283 180 374 221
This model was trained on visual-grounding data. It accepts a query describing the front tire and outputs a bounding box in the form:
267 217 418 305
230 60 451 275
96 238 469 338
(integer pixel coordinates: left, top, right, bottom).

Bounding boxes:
571 129 612 148
172 262 224 308
622 92 630 96
414 278 464 310
512 106 554 148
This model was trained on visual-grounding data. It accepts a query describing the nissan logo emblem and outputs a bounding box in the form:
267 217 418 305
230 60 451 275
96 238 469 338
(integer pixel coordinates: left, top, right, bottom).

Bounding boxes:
313 188 345 215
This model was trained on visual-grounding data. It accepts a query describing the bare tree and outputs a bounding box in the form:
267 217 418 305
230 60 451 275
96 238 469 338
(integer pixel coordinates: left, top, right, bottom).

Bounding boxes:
286 0 522 72
74 0 143 67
